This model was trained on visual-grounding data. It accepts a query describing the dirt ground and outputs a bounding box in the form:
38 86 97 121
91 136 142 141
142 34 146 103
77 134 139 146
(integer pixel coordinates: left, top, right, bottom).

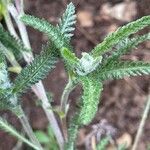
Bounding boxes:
0 0 150 150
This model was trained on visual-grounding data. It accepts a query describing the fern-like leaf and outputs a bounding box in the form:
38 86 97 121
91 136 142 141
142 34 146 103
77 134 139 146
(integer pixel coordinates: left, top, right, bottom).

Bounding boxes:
0 25 29 60
0 52 18 109
20 14 71 50
57 2 76 39
95 61 150 81
92 16 150 57
79 77 103 125
0 117 40 150
107 33 150 62
13 43 57 94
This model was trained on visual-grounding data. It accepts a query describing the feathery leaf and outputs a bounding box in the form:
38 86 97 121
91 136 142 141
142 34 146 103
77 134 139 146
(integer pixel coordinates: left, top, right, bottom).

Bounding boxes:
57 2 76 39
13 43 57 94
92 16 150 57
95 61 150 81
79 77 103 125
20 14 71 51
0 25 30 60
0 117 40 150
107 33 150 62
0 52 18 109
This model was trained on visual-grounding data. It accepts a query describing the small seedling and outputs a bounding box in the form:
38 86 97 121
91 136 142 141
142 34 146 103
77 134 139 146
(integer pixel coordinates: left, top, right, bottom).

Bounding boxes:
0 1 149 150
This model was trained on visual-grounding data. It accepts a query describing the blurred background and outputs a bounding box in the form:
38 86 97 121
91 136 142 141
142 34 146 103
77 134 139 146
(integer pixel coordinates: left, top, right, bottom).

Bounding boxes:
0 0 150 149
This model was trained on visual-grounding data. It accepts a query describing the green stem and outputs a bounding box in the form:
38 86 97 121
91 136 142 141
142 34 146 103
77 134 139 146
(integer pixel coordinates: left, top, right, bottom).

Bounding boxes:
18 107 43 150
61 78 75 113
60 77 76 141
131 95 150 150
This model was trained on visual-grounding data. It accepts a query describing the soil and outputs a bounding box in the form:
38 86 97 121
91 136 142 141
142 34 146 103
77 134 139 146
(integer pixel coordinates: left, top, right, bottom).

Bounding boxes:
0 0 150 150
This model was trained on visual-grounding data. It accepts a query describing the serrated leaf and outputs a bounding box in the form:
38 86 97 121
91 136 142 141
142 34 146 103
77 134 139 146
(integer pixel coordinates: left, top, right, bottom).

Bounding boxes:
92 15 150 57
95 61 150 81
57 2 76 39
13 43 57 94
107 33 150 62
79 77 103 125
0 52 18 109
20 14 71 51
0 25 30 60
61 47 79 68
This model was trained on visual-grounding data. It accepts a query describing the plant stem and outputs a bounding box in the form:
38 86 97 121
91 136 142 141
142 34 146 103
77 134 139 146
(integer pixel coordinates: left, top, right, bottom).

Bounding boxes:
61 77 75 113
18 107 43 150
131 95 150 150
32 81 64 150
4 11 19 38
60 77 76 141
7 2 64 149
0 117 40 150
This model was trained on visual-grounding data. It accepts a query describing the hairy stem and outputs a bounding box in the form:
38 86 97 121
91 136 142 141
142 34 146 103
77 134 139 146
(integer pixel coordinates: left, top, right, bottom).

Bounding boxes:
18 108 43 150
131 95 150 150
7 1 64 149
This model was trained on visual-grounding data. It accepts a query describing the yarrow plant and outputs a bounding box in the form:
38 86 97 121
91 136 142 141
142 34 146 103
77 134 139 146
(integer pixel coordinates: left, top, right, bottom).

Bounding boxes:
0 0 150 150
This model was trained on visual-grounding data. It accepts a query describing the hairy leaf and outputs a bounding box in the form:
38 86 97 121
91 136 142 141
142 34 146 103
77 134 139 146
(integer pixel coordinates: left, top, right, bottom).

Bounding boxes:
0 52 18 109
0 117 39 150
95 61 150 81
92 16 150 57
20 14 71 51
61 47 78 69
13 44 57 94
0 25 29 60
79 77 103 125
57 2 76 39
107 33 150 62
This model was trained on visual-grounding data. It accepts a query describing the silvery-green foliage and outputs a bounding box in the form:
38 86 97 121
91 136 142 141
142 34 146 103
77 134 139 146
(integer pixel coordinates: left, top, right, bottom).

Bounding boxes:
92 16 150 57
79 77 103 125
76 53 103 76
57 2 76 40
0 52 18 110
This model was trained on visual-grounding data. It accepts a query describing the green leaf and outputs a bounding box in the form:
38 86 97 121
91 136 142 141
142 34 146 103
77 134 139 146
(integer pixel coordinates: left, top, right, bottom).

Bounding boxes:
34 131 49 143
107 33 150 62
57 2 76 40
0 117 40 150
79 77 103 125
20 14 71 51
96 137 110 150
0 52 18 110
95 61 150 81
0 24 30 60
61 47 79 68
13 43 57 94
92 15 150 57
